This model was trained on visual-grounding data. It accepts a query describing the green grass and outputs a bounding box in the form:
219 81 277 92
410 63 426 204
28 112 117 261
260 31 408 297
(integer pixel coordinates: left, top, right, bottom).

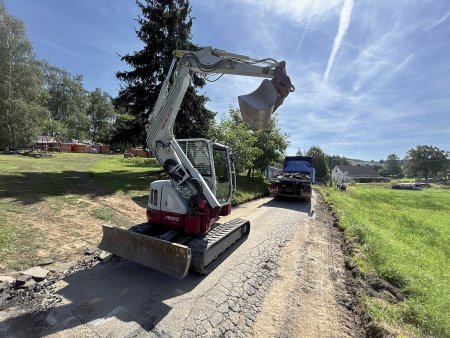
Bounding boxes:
0 153 161 270
319 185 450 337
233 175 269 205
0 153 269 271
91 206 135 228
0 199 39 270
90 155 164 196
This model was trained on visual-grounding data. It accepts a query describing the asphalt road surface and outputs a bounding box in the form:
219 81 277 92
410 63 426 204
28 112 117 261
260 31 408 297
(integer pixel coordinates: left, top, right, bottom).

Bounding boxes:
0 196 362 337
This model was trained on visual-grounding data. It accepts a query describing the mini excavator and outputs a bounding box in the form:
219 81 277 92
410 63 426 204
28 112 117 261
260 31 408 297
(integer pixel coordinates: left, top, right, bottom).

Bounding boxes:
99 47 294 278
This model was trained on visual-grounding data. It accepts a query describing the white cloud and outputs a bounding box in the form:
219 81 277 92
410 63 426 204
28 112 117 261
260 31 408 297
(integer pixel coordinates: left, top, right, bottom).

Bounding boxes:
324 0 354 83
236 0 343 23
193 0 450 159
423 11 450 30
291 18 310 61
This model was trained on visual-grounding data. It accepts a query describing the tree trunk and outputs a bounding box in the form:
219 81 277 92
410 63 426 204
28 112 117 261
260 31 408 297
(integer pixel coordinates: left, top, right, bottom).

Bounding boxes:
5 35 15 150
246 168 251 177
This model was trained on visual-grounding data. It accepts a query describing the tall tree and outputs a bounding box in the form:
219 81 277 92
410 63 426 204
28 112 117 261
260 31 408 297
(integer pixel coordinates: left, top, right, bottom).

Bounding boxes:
42 119 68 141
306 146 329 182
211 108 259 174
212 107 288 176
42 64 90 140
87 88 116 143
112 0 214 148
0 2 46 150
384 153 402 176
404 145 448 179
252 114 289 175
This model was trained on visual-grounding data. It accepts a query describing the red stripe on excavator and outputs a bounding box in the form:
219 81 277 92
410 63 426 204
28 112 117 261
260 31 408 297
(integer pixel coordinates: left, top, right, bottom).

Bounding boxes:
146 208 220 235
219 204 232 216
146 208 184 229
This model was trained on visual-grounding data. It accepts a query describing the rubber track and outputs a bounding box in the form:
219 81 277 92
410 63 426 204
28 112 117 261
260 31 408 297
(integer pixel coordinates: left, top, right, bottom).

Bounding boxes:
189 218 250 274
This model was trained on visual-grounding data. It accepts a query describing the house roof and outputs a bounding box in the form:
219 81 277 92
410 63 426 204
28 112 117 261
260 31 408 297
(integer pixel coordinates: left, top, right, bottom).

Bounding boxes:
36 136 57 143
335 165 380 177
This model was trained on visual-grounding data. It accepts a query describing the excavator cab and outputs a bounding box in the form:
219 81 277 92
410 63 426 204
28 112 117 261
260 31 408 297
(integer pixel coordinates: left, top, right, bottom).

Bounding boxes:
212 144 234 204
99 139 242 279
178 139 234 206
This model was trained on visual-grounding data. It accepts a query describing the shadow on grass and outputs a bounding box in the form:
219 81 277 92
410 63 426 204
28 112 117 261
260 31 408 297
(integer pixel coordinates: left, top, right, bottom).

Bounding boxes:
131 195 149 208
0 170 167 205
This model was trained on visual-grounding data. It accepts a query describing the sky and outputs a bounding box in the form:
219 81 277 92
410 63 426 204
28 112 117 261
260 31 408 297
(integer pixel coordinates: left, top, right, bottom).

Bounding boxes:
4 0 450 160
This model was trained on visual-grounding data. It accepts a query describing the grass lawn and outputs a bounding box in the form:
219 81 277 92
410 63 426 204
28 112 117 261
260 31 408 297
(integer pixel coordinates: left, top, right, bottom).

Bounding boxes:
0 153 268 271
234 175 269 205
319 184 450 337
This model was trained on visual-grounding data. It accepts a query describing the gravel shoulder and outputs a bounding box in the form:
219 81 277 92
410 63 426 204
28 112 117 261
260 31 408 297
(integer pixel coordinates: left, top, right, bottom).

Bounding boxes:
251 192 364 337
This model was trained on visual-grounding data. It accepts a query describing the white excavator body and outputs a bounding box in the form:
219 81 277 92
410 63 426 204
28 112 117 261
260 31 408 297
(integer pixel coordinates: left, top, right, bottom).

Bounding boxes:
99 47 294 278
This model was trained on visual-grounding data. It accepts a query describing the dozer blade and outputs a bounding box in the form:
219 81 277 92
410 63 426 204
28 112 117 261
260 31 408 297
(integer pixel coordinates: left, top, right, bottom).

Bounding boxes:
189 218 250 274
99 224 191 279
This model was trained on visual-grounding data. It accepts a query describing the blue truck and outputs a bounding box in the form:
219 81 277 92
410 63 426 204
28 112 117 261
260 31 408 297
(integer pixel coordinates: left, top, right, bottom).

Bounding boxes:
266 156 315 201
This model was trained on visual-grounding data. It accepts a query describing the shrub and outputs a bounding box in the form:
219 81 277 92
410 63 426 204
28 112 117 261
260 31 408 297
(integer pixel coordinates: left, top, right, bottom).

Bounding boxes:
120 157 160 168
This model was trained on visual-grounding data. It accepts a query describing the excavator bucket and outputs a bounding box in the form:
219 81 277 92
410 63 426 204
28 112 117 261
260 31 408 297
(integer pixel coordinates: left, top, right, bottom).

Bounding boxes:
239 63 294 130
99 225 191 279
238 79 277 130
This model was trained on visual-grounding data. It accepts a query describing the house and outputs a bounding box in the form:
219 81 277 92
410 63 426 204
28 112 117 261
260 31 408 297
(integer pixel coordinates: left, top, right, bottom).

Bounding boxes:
332 165 380 185
35 136 60 151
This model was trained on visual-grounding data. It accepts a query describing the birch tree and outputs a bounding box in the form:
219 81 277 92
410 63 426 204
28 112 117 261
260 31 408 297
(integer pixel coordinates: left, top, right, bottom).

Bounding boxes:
0 2 46 150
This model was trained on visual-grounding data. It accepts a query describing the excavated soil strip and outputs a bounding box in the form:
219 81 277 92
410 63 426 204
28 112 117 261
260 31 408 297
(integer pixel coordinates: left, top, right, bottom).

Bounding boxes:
251 192 365 337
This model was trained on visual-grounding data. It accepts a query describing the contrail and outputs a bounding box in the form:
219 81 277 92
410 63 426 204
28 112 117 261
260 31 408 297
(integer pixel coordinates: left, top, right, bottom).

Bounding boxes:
291 17 310 61
324 0 354 83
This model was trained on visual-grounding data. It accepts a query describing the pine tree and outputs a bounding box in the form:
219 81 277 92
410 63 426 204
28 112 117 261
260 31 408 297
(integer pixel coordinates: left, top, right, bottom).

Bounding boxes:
112 0 214 149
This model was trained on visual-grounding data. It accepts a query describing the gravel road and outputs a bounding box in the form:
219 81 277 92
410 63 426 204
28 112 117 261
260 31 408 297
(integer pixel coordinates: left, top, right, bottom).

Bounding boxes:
0 195 364 337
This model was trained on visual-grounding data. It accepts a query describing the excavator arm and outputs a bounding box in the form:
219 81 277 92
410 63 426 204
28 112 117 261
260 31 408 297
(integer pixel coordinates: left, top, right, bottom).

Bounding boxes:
145 47 294 214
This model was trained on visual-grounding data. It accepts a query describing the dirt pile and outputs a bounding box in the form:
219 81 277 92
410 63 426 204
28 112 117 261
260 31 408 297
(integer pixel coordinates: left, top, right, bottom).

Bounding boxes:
324 197 406 337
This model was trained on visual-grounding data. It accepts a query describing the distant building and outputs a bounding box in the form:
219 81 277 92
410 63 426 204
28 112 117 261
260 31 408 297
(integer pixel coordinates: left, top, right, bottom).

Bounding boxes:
35 136 60 151
332 165 380 185
36 136 57 144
